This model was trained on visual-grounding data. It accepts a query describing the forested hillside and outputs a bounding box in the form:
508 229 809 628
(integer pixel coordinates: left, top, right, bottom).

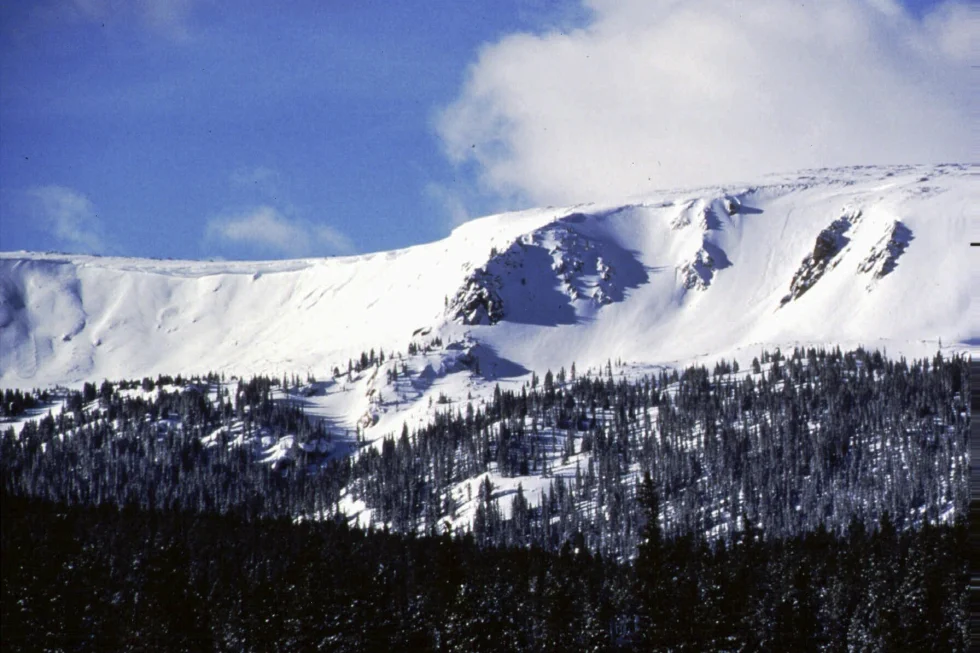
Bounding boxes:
2 347 967 558
1 347 968 650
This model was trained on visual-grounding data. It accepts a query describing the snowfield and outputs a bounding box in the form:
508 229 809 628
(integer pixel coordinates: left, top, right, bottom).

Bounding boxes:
1 163 973 398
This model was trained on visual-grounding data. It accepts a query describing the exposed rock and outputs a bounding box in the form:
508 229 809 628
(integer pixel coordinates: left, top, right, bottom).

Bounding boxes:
781 210 861 306
671 197 730 231
668 198 734 292
723 196 741 215
545 226 623 306
357 411 379 430
448 267 505 325
446 214 646 325
680 248 716 291
677 239 731 293
858 221 912 281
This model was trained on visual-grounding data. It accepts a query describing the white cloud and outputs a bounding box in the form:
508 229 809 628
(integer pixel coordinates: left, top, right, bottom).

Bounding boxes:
206 206 354 257
313 224 355 254
27 185 106 253
921 1 975 62
437 0 974 207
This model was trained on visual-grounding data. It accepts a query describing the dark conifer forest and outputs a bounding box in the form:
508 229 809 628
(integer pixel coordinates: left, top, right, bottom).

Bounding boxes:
1 347 969 650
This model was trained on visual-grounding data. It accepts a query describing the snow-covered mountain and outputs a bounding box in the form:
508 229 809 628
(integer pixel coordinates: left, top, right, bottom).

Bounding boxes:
1 164 973 399
2 163 973 537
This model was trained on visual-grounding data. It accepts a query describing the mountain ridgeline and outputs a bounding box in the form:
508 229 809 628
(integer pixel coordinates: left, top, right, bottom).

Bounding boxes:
0 165 971 390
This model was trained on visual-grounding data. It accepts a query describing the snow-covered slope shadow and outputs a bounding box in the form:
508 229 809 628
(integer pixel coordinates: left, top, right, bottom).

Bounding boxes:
489 244 581 326
448 215 649 327
464 342 530 380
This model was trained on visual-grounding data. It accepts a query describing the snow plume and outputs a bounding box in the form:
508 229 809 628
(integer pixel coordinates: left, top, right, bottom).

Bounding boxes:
206 206 354 257
26 185 106 254
437 0 973 207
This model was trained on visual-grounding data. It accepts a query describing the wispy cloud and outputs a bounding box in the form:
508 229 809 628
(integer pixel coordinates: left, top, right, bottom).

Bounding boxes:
437 0 973 207
206 206 354 257
425 183 473 229
312 223 355 254
26 185 106 253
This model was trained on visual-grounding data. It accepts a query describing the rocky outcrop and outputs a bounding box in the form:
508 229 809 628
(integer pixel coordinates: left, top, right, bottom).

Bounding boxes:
723 196 741 216
781 210 861 306
680 249 717 291
448 267 505 325
670 197 734 231
547 226 619 306
669 198 734 292
858 221 912 281
445 215 646 326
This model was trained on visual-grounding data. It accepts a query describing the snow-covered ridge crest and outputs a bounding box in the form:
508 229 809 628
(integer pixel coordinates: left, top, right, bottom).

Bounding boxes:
0 164 973 391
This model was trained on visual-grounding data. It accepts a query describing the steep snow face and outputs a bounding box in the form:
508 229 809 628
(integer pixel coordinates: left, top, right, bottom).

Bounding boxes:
0 164 973 390
446 213 648 326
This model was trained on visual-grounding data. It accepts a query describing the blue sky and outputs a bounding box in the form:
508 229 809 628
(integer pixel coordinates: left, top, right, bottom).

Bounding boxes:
0 0 968 260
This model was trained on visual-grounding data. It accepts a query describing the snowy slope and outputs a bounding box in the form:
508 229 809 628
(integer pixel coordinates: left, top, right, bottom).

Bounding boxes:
463 164 975 376
1 163 973 399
